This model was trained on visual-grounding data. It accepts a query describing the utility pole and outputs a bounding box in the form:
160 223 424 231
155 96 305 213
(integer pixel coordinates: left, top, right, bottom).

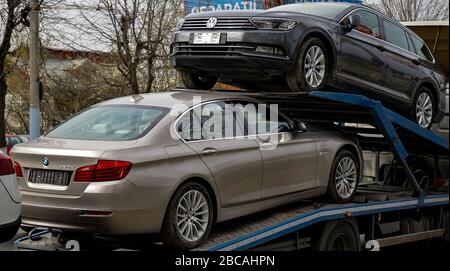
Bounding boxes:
29 0 40 139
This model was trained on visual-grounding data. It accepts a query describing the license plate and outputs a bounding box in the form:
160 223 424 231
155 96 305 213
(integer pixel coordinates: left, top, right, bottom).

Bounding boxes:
193 33 221 44
28 169 71 186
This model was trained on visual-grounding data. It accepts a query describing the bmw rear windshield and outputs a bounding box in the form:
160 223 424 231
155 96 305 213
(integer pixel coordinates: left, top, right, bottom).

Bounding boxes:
46 105 169 141
268 3 351 19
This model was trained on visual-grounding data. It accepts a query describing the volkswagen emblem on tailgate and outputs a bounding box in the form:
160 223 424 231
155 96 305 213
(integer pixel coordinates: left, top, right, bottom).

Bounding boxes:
206 17 218 29
42 157 49 167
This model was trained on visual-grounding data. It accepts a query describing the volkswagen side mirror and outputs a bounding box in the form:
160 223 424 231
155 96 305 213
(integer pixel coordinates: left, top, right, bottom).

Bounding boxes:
345 14 361 30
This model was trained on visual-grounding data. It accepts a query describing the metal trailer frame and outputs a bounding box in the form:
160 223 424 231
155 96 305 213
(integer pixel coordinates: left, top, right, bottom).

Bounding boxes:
205 194 449 251
197 90 449 251
311 91 447 203
247 91 448 202
13 91 449 251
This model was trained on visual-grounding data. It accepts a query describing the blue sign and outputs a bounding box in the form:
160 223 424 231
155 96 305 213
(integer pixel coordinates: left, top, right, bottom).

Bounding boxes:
185 0 363 14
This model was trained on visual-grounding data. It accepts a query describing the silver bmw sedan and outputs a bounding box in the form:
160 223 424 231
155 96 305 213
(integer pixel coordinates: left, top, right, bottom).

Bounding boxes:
11 90 362 249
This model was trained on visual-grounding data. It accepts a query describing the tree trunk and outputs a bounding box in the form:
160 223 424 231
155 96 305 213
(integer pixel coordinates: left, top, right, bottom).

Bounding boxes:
129 64 140 95
1 0 21 148
146 58 155 93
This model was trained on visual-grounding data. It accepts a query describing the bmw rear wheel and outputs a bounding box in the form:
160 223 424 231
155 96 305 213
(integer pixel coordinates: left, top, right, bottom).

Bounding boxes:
328 150 359 203
287 37 330 92
161 182 213 250
413 87 434 129
179 71 218 90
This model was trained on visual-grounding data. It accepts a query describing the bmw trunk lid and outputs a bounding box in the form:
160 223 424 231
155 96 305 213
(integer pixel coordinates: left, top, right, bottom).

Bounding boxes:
10 137 137 196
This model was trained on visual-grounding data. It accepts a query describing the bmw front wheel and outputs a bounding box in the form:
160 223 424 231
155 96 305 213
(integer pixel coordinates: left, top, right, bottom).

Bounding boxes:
161 182 213 250
328 150 359 203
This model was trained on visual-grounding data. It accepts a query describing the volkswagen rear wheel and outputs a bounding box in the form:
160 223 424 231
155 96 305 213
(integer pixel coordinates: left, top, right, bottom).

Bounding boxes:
413 87 434 129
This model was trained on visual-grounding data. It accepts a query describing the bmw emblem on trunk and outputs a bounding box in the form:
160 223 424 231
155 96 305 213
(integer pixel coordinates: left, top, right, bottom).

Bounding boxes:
206 17 218 29
42 157 49 167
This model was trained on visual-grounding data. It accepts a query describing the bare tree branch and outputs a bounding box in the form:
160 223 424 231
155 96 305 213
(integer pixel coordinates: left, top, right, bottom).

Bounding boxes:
368 0 449 21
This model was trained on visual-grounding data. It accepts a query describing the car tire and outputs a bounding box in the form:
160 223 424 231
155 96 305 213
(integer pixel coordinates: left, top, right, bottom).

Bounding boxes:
0 219 20 243
327 149 359 203
287 37 330 92
160 181 214 250
313 221 361 251
179 71 218 90
412 86 435 129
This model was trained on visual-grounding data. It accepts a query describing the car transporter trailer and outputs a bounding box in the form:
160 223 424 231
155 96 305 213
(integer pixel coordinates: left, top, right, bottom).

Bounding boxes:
13 91 449 251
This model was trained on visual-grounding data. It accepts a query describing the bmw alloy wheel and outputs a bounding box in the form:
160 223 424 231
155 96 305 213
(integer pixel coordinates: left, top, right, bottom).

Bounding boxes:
304 45 326 88
335 157 357 199
415 92 433 129
176 190 210 242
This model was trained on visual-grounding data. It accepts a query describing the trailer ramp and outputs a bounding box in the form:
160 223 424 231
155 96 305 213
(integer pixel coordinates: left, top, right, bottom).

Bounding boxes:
199 194 448 251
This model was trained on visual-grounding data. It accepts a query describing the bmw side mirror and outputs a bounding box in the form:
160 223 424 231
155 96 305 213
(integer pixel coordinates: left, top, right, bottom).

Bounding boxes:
293 120 307 133
346 14 361 30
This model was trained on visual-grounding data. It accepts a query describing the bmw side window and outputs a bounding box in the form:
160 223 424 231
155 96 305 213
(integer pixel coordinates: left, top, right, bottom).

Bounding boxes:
410 34 434 62
177 110 201 142
382 20 410 51
343 10 382 39
200 102 237 140
177 102 242 141
234 103 290 135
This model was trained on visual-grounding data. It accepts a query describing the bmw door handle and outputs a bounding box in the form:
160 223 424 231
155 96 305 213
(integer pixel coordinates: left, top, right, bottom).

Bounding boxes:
202 148 218 156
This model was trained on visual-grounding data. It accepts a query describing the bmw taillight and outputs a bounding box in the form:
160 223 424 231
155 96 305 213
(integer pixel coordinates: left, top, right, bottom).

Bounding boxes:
0 153 15 176
74 160 132 182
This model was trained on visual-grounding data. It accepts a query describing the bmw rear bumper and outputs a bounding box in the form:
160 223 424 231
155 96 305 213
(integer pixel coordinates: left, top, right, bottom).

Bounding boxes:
20 180 173 235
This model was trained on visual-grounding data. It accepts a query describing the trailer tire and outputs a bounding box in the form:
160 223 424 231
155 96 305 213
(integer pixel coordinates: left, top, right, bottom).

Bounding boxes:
161 181 214 250
313 220 361 251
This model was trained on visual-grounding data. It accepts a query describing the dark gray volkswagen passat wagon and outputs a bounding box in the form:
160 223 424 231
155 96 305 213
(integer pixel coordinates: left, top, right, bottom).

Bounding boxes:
170 3 447 129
